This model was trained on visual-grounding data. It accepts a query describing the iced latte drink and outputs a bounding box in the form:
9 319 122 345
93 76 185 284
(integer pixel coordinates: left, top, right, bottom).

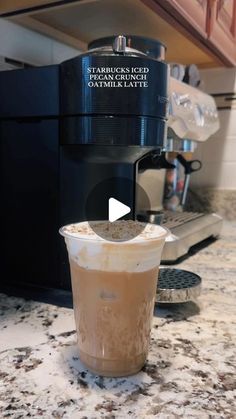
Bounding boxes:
60 220 168 377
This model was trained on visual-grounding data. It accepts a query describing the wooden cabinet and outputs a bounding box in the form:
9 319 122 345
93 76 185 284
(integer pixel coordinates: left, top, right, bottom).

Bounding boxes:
0 0 235 66
208 0 236 64
152 0 236 65
157 0 209 37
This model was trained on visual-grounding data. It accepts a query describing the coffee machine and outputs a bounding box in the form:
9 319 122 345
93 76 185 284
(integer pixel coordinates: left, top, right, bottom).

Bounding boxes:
0 35 221 291
88 37 222 262
0 35 169 290
138 75 222 261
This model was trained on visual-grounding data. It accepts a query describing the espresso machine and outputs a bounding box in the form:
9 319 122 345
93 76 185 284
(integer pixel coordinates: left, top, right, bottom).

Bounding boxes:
0 35 221 292
138 75 222 261
0 35 169 290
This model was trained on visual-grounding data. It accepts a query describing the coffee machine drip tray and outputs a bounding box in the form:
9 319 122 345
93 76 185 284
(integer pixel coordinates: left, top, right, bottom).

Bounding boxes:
161 211 223 262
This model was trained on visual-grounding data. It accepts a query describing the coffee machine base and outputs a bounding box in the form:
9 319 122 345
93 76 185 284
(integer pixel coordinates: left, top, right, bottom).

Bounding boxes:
161 211 223 262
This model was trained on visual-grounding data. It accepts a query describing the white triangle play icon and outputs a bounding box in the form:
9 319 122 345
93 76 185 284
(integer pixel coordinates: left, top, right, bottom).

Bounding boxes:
108 198 131 223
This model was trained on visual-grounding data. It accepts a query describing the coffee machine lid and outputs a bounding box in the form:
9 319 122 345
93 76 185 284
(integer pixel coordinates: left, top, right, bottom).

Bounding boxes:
88 35 166 61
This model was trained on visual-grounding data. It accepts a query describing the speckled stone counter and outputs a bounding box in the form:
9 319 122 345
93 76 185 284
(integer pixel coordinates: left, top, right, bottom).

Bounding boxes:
0 222 236 419
186 188 236 221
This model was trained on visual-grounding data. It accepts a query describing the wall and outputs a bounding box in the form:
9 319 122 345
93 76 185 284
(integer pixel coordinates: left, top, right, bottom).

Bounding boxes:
190 67 236 190
0 18 81 66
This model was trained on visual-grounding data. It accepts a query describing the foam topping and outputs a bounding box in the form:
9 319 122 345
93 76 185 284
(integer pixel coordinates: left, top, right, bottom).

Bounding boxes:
60 220 168 242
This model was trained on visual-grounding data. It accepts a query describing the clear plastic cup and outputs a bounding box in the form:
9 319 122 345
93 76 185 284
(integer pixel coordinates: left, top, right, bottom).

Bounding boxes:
60 220 168 377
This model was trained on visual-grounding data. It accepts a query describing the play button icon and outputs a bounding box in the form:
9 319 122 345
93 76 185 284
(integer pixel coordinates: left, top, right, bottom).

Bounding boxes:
85 176 151 241
109 198 131 222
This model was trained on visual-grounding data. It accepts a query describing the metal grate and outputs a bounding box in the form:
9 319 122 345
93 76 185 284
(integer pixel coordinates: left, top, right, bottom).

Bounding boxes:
156 268 201 303
161 211 203 229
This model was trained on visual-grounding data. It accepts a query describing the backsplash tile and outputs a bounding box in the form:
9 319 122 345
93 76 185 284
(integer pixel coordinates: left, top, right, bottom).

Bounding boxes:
0 19 81 66
199 67 236 94
191 161 236 189
215 110 236 138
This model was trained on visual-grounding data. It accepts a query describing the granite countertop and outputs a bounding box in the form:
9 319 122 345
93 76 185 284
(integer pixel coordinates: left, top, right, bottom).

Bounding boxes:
0 222 236 419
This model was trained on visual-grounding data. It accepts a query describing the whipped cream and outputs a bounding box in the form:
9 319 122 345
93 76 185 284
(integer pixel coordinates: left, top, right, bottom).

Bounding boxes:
60 220 167 242
60 220 168 273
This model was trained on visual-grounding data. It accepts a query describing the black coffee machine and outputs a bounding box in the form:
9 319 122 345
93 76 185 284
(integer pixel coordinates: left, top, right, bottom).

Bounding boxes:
0 35 169 290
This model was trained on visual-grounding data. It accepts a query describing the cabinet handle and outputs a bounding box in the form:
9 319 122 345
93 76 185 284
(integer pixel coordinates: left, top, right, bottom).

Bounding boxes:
207 0 217 36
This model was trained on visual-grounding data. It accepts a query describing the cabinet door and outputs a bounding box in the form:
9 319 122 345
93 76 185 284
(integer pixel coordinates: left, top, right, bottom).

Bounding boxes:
208 0 236 65
157 0 208 37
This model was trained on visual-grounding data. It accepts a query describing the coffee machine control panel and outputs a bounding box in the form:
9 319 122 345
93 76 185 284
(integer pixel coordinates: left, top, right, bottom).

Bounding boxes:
168 77 219 142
